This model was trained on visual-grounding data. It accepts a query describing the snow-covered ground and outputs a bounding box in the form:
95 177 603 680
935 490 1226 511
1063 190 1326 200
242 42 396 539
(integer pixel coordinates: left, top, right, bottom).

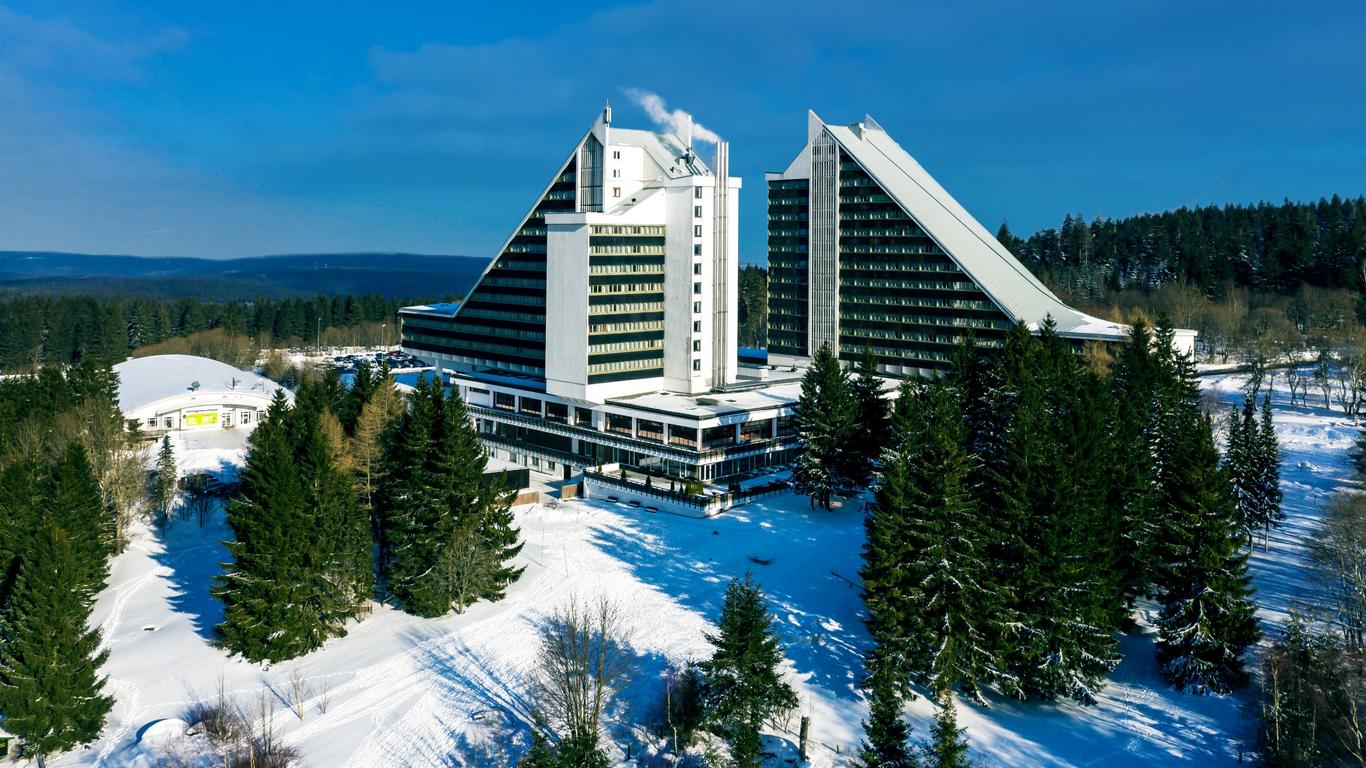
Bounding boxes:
59 371 1357 767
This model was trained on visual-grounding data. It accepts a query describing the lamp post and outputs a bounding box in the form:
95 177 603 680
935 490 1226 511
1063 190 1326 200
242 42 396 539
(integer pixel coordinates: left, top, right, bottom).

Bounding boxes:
381 323 388 349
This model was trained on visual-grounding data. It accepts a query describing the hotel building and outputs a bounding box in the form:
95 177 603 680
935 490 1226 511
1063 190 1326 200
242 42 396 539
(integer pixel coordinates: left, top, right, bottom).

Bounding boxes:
401 106 799 482
767 112 1192 376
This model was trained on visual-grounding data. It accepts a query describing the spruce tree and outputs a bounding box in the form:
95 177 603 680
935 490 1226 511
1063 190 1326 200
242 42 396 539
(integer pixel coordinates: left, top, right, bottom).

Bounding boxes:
0 522 113 766
700 574 798 761
0 459 43 611
883 381 1001 699
859 667 916 768
1223 399 1256 546
215 390 360 661
382 376 523 616
554 733 610 768
996 322 1120 703
1153 413 1261 694
150 435 178 524
792 342 858 509
850 345 889 486
920 690 971 768
862 383 918 689
1255 395 1284 546
1108 320 1164 605
47 442 113 597
518 730 556 768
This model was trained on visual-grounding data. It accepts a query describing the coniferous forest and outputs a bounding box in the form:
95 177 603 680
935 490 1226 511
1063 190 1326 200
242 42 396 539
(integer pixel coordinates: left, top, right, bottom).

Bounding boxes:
996 196 1366 297
0 293 443 373
0 365 130 765
214 367 525 663
788 320 1285 760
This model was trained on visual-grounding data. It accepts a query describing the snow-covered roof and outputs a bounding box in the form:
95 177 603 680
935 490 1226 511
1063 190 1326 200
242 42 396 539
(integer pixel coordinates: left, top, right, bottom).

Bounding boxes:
113 355 286 413
810 111 1135 343
399 302 460 318
608 380 802 419
608 127 712 179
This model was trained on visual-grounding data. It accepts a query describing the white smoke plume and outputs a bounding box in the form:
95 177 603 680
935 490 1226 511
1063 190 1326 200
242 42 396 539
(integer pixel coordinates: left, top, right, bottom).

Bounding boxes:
623 88 721 145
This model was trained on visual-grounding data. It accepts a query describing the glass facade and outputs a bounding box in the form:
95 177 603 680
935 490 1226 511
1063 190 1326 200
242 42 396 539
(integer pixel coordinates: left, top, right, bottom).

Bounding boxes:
767 178 809 356
766 142 1015 373
835 150 1012 371
400 155 579 375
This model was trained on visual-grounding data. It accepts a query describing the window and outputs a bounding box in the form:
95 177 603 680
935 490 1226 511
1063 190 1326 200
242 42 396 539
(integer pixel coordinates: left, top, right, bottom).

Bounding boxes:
693 301 702 313
612 169 620 178
693 320 702 332
694 186 703 199
694 206 702 218
574 407 594 427
241 411 252 425
692 359 702 371
693 282 702 294
693 340 702 351
694 225 702 237
693 263 701 275
612 187 621 198
494 392 516 411
612 150 620 159
694 243 702 256
164 417 174 429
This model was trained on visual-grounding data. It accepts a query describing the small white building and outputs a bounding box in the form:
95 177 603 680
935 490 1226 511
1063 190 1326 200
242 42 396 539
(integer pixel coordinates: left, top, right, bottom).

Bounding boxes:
114 354 290 434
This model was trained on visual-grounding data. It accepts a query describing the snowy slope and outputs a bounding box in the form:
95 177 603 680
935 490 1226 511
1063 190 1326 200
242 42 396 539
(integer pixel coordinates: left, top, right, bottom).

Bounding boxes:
60 371 1356 767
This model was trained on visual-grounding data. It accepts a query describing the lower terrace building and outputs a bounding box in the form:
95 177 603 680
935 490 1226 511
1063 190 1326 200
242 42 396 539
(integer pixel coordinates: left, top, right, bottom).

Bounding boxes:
401 106 799 482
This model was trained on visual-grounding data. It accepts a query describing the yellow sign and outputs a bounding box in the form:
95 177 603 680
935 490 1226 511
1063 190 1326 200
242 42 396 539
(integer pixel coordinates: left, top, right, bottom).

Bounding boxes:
184 411 219 427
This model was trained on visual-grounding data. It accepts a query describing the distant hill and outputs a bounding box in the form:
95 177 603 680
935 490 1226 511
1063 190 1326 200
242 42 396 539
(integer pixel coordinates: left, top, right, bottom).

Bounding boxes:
0 251 489 300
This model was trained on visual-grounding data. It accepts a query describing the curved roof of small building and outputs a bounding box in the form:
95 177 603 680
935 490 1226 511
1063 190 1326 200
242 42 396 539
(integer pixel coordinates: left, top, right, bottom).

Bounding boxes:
113 354 286 413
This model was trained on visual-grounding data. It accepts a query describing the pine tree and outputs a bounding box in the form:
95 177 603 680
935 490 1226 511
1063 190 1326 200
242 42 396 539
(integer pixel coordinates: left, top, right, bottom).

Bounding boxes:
1153 413 1261 694
150 435 178 524
792 342 858 510
920 690 971 768
849 346 889 486
0 522 114 767
859 667 916 768
700 574 798 762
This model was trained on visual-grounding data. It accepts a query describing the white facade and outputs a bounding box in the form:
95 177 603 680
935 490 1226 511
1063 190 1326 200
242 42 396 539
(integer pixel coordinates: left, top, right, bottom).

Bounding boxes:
113 355 290 433
542 107 742 402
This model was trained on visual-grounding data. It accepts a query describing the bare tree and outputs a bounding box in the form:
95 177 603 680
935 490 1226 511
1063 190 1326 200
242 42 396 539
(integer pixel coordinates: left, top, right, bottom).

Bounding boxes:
531 596 633 747
1286 364 1311 409
1332 339 1366 418
1310 494 1366 651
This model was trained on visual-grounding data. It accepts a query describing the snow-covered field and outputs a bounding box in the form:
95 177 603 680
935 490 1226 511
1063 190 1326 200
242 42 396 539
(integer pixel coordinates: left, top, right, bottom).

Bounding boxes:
60 372 1358 767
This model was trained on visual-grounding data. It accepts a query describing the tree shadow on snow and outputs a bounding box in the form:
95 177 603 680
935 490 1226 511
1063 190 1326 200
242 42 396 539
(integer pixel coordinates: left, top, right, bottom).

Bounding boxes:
149 457 237 642
408 621 675 764
583 496 872 706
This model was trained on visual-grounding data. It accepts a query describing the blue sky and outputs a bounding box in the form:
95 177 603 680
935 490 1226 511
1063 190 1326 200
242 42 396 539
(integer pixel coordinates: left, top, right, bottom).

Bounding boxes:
1 1 1362 263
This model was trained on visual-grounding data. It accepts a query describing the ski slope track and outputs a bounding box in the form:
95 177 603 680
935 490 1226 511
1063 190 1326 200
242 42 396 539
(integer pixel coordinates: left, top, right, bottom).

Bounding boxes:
55 370 1355 767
